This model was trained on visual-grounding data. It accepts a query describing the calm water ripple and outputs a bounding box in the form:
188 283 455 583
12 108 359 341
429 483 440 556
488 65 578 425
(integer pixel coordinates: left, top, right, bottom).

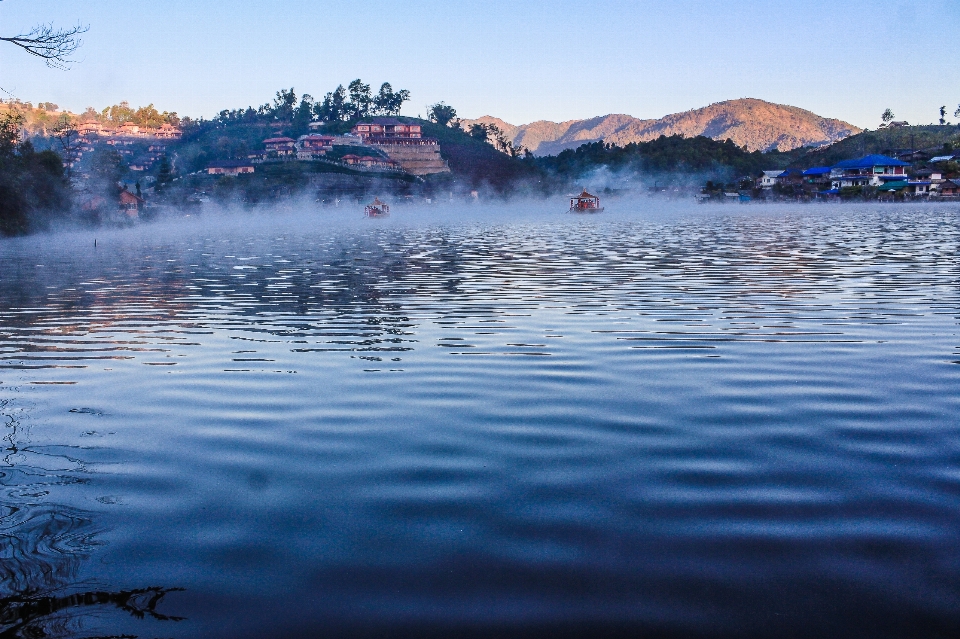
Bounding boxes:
1 202 959 638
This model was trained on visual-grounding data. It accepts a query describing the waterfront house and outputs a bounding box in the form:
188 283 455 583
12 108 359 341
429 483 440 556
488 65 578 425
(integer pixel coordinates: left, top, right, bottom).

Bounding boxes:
877 179 933 198
119 189 144 218
759 170 783 188
802 167 832 186
913 169 942 181
775 168 805 186
937 179 960 197
830 154 909 189
207 160 255 176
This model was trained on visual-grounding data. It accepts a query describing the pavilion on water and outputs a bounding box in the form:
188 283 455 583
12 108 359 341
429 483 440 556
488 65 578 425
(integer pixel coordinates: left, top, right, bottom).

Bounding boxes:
569 189 602 212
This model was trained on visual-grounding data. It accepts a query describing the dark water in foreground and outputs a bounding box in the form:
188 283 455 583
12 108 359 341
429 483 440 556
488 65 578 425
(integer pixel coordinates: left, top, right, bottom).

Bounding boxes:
1 202 959 638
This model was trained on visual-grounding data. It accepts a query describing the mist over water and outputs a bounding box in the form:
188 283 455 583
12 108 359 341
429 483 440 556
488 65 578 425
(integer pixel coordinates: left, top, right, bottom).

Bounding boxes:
1 200 959 638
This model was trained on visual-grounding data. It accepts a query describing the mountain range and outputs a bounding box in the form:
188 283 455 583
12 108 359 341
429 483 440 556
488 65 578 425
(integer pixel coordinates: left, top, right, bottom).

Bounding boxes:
460 99 861 156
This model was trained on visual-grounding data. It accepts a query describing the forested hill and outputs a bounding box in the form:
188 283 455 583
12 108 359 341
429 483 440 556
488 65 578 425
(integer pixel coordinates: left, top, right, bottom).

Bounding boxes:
787 125 960 168
536 136 796 180
461 99 860 155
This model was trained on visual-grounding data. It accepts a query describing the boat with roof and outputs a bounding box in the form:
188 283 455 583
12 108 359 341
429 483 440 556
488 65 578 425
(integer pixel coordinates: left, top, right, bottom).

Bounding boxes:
364 197 390 217
568 189 603 213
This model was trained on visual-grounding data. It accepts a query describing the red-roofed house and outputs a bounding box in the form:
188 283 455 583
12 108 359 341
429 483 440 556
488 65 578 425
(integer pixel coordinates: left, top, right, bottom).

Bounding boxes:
296 135 335 160
351 118 422 141
207 160 255 176
119 190 144 218
358 156 399 170
119 122 141 136
264 137 296 158
156 123 182 139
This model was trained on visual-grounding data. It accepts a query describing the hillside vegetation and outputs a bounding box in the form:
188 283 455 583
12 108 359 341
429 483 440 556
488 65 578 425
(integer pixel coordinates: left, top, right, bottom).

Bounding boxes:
536 135 795 182
789 125 960 168
0 112 71 235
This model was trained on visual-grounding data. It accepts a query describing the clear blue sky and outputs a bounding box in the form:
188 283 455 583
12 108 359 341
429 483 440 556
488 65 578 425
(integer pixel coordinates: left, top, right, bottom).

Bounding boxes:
1 0 958 128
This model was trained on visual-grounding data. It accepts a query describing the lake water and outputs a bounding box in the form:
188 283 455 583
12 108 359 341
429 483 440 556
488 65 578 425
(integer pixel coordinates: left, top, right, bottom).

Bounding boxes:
1 201 959 638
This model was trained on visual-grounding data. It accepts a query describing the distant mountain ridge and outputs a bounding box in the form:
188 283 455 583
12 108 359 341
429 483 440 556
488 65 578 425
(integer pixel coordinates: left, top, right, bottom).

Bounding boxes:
461 99 861 156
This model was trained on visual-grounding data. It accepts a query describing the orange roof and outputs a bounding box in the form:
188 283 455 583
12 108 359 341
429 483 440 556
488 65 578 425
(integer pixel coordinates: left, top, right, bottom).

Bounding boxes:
119 190 144 204
576 189 597 199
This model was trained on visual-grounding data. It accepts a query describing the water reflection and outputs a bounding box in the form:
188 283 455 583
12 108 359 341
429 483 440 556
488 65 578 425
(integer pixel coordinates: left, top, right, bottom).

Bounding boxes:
1 395 183 638
1 209 958 371
0 205 958 637
0 587 183 639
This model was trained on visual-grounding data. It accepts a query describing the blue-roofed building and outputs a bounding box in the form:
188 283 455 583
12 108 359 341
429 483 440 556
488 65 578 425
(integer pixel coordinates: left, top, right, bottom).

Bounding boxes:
802 167 832 185
776 168 805 185
830 154 909 189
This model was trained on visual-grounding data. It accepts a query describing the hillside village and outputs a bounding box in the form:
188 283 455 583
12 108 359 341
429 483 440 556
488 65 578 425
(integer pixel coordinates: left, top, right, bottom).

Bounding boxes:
755 153 960 200
3 90 960 230
212 118 451 177
704 149 960 203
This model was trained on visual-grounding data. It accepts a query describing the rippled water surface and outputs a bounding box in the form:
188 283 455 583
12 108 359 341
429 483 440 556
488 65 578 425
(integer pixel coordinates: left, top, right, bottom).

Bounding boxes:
1 202 959 638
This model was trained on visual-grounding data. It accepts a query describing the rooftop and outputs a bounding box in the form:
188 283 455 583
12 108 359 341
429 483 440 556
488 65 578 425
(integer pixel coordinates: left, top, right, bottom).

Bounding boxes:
358 117 404 126
832 154 909 170
208 160 255 168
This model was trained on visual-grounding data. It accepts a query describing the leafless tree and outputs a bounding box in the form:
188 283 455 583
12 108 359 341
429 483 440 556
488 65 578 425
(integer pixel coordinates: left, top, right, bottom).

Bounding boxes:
0 3 87 69
52 113 79 175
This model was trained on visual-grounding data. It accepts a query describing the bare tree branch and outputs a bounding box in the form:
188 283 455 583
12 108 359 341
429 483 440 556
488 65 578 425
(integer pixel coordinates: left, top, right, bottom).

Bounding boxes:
0 21 88 69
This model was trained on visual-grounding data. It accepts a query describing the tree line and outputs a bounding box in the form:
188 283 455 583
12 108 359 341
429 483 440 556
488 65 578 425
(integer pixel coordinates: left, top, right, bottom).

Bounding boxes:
537 135 773 178
81 102 181 128
213 80 412 130
0 111 71 235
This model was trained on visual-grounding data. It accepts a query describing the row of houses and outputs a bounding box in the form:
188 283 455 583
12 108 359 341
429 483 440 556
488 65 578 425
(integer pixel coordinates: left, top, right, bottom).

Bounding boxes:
760 154 960 198
208 131 406 176
77 121 183 140
252 133 384 163
208 117 452 176
63 132 169 173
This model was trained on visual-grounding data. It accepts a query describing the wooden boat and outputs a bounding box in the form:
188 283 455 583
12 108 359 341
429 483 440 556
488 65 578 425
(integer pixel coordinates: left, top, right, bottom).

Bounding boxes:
364 197 390 217
568 189 603 213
